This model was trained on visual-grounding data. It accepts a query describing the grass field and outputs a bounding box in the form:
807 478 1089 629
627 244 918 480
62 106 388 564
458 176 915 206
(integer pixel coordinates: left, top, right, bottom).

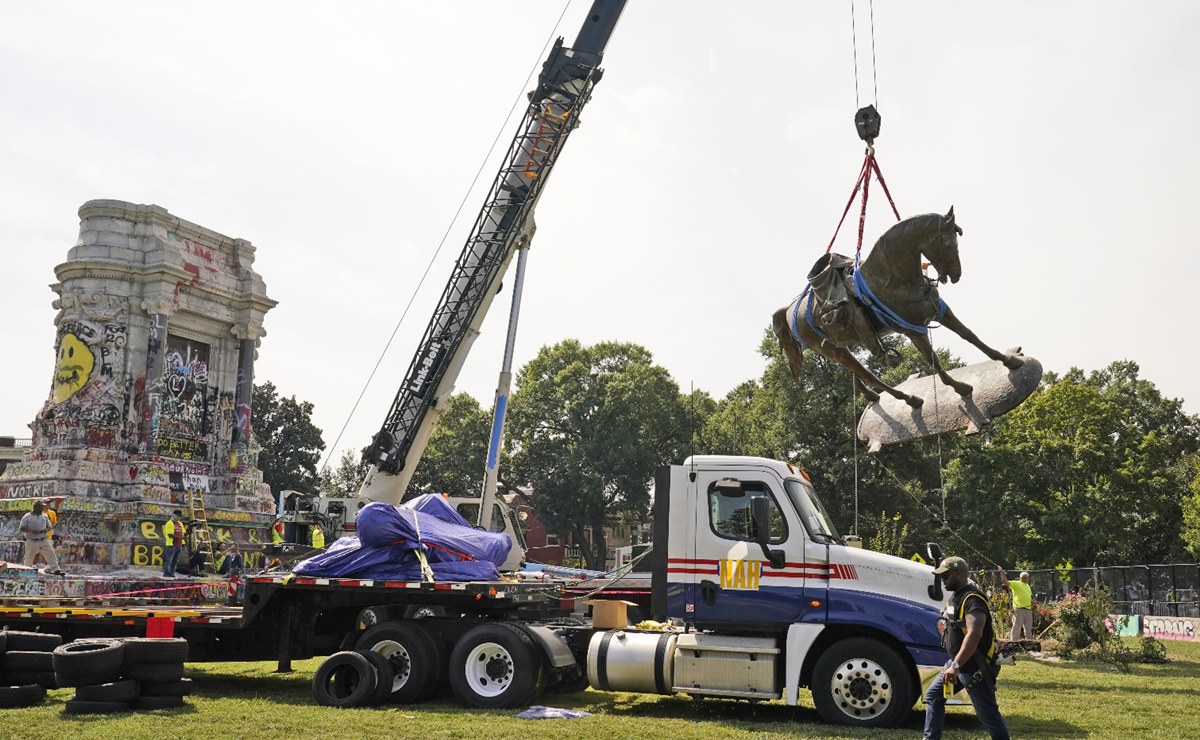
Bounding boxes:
6 638 1197 739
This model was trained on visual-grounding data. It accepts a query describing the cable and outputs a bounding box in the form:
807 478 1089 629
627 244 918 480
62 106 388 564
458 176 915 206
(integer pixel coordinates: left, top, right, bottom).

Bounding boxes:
868 0 879 106
872 455 1002 571
321 1 575 471
849 0 860 109
849 0 881 109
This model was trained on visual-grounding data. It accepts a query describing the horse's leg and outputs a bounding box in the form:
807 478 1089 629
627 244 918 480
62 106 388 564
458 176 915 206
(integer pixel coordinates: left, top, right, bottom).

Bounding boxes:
772 307 804 381
854 377 881 404
823 345 923 408
906 330 973 397
938 305 1024 369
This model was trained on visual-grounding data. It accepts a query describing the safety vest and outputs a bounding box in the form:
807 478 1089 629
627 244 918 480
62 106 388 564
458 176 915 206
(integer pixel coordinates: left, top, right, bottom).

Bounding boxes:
271 522 284 544
164 519 186 547
943 584 997 673
311 528 325 548
1009 579 1033 609
45 509 57 538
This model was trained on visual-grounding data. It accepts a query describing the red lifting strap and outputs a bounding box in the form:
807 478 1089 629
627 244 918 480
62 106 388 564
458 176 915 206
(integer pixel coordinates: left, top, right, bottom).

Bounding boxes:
825 150 902 255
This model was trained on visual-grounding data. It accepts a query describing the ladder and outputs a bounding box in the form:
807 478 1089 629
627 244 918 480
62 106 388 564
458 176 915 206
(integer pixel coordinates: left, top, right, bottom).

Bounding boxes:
188 490 216 567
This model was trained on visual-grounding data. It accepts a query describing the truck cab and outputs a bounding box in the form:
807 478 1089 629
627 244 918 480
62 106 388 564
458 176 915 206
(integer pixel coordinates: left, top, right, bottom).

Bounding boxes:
589 456 948 728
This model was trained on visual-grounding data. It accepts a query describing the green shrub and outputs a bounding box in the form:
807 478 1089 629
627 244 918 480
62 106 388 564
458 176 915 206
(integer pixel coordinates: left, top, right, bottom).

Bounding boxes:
1054 588 1110 655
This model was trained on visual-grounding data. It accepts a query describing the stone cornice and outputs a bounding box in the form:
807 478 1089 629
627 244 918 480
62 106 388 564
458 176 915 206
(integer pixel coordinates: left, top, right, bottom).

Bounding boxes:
53 259 278 313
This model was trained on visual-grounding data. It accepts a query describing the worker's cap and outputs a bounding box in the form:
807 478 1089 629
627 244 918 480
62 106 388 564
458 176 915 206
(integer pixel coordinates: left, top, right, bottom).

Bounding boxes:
932 556 969 575
39 497 52 504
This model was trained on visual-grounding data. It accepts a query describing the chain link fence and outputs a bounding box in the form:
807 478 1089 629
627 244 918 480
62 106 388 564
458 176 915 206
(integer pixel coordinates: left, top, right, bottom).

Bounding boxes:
1006 564 1200 618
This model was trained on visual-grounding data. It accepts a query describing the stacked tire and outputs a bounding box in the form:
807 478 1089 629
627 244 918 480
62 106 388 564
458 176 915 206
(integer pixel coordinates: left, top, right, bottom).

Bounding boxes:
0 630 61 709
53 637 190 714
122 638 191 710
311 649 397 708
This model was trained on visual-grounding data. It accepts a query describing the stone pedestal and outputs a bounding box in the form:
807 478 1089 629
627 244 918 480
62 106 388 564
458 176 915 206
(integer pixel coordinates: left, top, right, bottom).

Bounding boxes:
0 200 279 571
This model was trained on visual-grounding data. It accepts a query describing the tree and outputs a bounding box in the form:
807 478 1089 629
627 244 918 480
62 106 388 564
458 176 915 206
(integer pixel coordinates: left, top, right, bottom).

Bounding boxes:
946 361 1199 565
1182 456 1200 558
318 449 370 497
866 511 911 558
407 392 491 499
716 329 959 547
252 381 326 495
507 341 689 570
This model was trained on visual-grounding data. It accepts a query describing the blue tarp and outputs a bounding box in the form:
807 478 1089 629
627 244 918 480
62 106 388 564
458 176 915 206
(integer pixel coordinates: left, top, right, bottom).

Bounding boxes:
293 495 511 581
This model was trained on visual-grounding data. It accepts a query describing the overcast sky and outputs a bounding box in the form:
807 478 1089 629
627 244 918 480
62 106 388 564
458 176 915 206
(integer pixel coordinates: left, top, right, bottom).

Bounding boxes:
2 1 1197 468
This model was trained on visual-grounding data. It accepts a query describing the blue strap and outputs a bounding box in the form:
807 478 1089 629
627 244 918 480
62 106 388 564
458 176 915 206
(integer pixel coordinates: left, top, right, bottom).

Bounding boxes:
789 286 832 348
852 251 934 335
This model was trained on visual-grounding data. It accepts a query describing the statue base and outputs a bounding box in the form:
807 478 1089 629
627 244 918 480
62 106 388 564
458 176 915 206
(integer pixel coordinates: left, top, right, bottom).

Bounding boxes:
856 353 1043 453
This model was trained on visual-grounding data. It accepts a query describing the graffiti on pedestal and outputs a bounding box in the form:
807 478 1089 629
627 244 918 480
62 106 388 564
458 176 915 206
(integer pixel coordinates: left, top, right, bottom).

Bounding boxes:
158 437 208 462
152 335 211 438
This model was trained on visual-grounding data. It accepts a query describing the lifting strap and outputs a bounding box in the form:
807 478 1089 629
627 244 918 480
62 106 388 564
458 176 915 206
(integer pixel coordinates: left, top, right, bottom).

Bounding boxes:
825 148 901 256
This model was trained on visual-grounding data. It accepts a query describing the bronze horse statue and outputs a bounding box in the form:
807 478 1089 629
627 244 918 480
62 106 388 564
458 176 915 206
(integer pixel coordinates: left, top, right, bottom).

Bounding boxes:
772 207 1022 408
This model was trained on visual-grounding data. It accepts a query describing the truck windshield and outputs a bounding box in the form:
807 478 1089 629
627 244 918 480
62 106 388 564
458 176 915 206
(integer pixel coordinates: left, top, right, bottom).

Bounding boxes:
784 478 840 542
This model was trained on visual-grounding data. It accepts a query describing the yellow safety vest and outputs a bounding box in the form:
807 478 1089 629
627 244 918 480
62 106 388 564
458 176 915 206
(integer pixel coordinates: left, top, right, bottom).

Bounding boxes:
164 519 186 546
311 528 325 548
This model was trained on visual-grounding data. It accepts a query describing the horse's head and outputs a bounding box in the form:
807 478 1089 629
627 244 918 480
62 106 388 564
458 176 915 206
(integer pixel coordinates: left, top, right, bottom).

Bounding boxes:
927 206 963 284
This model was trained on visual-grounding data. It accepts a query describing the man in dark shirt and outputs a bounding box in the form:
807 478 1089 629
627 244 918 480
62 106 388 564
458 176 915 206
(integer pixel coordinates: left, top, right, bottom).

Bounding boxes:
923 556 1009 740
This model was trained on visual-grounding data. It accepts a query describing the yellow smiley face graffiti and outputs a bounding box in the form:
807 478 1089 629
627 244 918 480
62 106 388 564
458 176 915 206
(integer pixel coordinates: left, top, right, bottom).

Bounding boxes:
52 333 95 404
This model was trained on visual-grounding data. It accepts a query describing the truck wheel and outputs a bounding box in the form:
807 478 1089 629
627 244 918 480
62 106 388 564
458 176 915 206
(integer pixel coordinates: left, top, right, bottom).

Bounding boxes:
448 623 545 709
354 649 396 706
52 640 126 677
120 637 188 664
355 622 440 703
2 631 63 652
4 650 54 672
75 679 141 703
312 651 376 708
0 684 46 709
810 637 913 729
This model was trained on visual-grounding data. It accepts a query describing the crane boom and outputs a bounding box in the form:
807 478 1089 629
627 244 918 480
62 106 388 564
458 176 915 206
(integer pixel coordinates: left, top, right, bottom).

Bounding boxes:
360 0 626 504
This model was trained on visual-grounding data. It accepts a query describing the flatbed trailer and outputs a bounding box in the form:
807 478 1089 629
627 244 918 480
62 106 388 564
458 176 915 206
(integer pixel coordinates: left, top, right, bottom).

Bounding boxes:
0 575 568 671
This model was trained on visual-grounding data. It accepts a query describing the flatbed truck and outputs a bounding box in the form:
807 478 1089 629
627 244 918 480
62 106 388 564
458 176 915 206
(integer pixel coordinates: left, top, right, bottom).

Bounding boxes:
3 456 950 728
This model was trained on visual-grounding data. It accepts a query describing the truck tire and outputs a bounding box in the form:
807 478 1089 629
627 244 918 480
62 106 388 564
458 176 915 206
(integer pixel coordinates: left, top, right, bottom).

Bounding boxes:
53 640 126 677
0 684 46 708
448 622 545 709
354 649 396 706
810 637 914 729
355 622 441 704
312 651 376 708
140 677 193 697
120 638 188 664
7 670 58 689
64 698 130 715
3 631 62 652
124 662 186 683
75 679 141 703
4 650 54 672
132 695 185 710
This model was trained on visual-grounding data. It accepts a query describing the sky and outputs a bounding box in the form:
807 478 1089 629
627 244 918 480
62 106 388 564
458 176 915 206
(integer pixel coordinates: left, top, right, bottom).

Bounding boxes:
2 1 1197 469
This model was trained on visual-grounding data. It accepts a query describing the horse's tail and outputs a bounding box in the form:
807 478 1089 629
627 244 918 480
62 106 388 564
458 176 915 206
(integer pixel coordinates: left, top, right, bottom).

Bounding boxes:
772 305 804 381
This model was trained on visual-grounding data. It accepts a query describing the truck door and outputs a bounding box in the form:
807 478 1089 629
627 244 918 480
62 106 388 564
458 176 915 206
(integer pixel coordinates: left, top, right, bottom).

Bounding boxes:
688 470 803 628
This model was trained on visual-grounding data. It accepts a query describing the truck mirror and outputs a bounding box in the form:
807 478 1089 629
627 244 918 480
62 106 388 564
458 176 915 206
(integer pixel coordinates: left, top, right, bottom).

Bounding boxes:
749 497 784 568
926 542 944 566
714 478 744 497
